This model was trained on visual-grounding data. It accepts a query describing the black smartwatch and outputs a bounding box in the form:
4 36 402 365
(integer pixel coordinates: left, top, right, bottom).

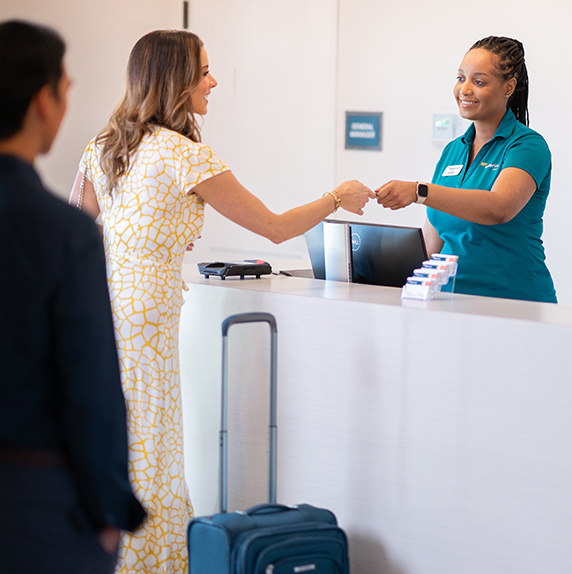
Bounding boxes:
415 182 428 204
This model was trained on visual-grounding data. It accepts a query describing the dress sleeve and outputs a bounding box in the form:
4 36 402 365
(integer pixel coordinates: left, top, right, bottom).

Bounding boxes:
179 142 230 194
502 131 551 190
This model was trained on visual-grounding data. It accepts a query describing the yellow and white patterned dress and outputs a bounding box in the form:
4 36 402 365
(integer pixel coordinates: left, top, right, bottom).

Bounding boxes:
81 127 228 574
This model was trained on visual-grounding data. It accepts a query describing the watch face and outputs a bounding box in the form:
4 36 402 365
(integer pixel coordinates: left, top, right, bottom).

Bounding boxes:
418 183 428 197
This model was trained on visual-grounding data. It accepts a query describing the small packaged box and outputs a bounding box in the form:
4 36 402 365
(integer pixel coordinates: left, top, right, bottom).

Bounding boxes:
430 253 458 276
422 259 453 282
414 266 448 287
401 276 439 300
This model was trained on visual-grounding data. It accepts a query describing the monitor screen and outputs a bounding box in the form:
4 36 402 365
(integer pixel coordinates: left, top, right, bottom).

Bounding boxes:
350 222 428 287
304 220 428 287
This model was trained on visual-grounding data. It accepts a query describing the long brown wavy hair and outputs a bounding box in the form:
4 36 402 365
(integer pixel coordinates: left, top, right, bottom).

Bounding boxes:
97 30 204 193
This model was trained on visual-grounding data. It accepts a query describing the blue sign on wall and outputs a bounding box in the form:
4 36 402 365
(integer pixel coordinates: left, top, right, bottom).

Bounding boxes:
345 111 383 151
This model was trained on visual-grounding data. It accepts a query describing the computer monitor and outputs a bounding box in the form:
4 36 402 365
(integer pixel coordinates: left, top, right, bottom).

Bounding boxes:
304 219 428 288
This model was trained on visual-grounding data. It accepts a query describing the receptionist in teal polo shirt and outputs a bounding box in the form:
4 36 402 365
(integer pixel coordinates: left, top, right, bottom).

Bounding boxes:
375 36 557 303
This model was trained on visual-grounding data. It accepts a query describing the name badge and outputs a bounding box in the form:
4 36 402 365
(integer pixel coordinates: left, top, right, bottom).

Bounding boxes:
442 165 463 177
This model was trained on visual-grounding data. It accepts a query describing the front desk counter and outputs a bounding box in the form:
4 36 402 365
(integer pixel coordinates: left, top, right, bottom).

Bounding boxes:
179 263 572 574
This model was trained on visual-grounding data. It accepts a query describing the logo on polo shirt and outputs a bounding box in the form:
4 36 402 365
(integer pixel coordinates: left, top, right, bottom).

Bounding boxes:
480 162 499 170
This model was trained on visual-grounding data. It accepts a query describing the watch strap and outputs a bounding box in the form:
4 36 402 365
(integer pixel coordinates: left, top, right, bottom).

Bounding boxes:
415 182 428 204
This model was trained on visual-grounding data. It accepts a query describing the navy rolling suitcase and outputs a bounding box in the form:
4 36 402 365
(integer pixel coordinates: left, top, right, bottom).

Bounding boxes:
187 312 350 574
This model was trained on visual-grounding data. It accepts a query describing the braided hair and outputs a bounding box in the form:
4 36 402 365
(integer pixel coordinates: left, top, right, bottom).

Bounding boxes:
470 36 529 126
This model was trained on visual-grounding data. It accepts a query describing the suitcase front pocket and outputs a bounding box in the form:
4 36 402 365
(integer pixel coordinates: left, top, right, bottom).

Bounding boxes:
261 553 344 574
250 533 347 574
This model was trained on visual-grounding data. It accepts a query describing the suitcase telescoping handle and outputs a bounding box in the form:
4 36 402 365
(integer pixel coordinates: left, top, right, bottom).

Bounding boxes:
220 312 278 514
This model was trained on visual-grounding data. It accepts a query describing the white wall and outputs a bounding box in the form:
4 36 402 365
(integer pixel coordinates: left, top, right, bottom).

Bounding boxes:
185 0 339 264
2 0 570 302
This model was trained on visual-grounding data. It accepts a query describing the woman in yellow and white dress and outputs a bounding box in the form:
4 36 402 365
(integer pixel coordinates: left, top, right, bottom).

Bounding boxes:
70 30 374 574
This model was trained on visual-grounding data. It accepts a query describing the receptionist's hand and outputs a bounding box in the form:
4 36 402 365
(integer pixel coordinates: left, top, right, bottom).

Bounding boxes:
375 180 417 210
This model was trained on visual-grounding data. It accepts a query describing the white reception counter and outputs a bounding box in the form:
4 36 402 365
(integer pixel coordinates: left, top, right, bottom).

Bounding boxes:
179 263 572 574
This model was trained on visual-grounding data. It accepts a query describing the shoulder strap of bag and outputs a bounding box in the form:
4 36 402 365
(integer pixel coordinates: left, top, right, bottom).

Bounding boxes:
76 171 87 210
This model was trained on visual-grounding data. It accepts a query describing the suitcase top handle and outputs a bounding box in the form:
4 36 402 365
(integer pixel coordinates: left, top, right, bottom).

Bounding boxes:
222 312 277 336
240 503 293 516
220 312 278 514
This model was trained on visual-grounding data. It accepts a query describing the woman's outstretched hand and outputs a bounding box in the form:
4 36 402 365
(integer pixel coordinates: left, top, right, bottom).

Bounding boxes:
335 180 377 215
375 180 417 210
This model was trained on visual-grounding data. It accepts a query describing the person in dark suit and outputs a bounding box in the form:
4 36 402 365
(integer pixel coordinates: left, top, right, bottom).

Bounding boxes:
0 20 146 574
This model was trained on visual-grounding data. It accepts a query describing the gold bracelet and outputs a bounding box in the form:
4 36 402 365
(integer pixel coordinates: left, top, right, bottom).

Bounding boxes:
323 190 341 213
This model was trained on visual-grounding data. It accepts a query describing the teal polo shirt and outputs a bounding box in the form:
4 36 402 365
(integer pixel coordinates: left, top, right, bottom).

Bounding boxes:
427 109 557 303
